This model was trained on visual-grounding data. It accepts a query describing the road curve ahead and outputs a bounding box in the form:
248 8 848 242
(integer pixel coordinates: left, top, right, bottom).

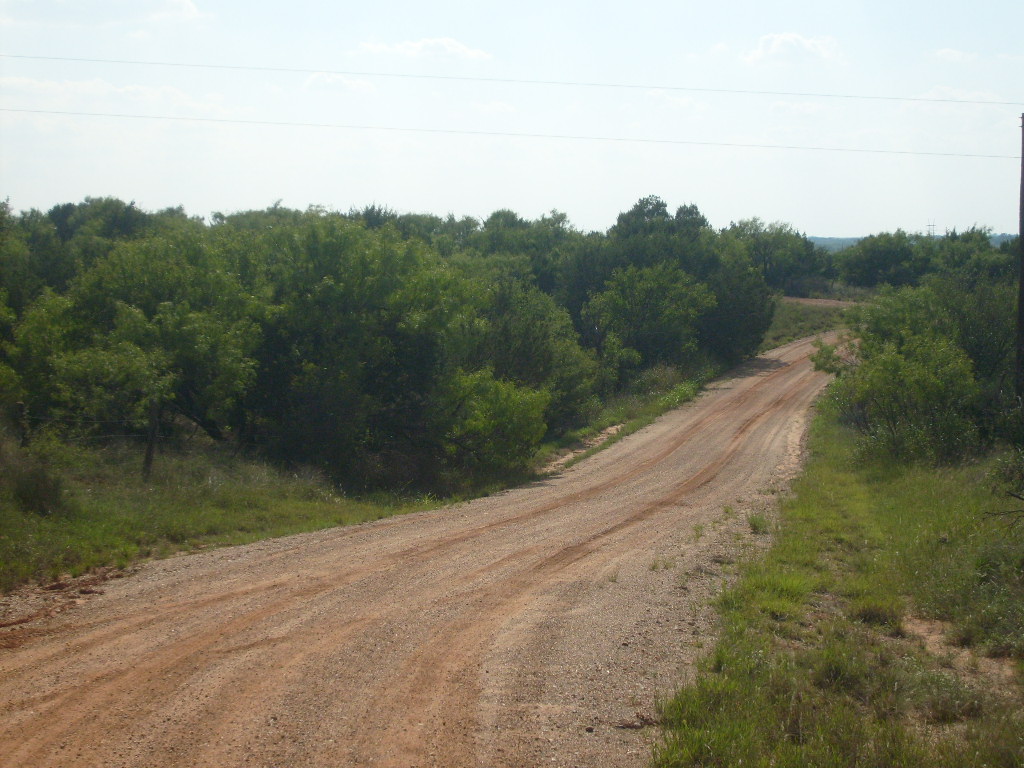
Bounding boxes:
0 336 832 768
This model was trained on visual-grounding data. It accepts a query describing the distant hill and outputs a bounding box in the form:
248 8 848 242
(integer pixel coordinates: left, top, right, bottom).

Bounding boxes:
809 237 861 252
810 233 1016 253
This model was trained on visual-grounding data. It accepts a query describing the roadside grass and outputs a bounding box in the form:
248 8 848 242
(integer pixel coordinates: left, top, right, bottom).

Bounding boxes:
760 299 850 352
654 416 1024 767
0 432 436 592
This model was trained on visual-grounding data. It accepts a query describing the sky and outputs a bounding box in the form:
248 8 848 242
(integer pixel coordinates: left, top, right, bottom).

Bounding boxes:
1 0 1022 236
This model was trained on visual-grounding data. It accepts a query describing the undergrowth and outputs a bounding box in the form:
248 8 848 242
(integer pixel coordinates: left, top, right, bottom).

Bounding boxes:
0 429 436 592
654 417 1024 767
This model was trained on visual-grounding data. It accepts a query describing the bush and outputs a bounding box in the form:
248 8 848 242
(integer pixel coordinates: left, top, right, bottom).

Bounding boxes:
827 336 980 462
0 429 68 515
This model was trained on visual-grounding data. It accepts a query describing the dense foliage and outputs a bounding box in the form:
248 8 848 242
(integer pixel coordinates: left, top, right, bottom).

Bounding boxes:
814 230 1020 462
1 195 783 492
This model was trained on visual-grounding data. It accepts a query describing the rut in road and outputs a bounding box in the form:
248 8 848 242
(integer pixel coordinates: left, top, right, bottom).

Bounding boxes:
0 336 833 768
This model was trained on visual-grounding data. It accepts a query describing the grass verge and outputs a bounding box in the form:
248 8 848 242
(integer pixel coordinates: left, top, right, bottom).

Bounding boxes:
654 416 1024 767
760 299 851 352
0 434 436 592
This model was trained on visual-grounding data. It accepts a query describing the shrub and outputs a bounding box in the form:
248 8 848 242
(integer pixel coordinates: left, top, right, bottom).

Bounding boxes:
0 429 68 515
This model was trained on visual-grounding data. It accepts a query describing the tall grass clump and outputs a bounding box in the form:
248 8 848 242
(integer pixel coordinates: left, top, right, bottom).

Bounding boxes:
0 427 69 516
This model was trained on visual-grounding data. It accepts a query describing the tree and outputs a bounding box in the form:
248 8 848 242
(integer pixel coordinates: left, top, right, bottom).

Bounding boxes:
728 218 824 295
838 230 931 287
431 369 549 480
477 278 596 434
698 234 775 363
583 262 715 370
15 231 259 444
826 336 980 461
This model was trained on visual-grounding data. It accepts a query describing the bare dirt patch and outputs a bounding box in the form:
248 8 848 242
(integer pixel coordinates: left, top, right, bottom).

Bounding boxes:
904 616 1020 690
0 337 833 768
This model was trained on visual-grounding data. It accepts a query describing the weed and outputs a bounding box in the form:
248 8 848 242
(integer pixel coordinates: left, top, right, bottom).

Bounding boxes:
850 595 903 630
748 513 770 534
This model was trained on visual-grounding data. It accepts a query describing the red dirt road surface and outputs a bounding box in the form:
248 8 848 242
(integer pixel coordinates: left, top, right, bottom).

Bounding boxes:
0 336 833 768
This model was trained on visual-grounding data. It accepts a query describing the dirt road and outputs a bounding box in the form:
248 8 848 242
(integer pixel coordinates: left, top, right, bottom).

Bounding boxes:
0 336 832 768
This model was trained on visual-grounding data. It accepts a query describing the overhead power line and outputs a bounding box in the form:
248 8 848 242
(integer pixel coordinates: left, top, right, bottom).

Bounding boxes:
2 107 1017 159
2 53 1022 107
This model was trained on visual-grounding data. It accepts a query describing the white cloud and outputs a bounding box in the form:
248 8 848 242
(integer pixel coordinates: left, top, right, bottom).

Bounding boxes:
743 33 839 64
356 37 491 60
934 48 977 63
147 0 204 22
303 73 376 93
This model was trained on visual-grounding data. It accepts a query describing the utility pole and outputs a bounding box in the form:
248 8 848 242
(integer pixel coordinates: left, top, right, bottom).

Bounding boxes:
1017 113 1024 398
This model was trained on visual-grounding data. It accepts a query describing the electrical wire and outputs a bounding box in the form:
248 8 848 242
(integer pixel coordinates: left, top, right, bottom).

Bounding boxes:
2 107 1017 159
2 53 1022 107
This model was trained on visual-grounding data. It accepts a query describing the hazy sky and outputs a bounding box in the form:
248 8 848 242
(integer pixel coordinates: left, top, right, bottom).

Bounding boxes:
2 0 1022 235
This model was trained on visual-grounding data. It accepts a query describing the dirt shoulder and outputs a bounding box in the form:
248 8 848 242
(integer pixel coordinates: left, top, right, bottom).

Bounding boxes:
0 336 833 768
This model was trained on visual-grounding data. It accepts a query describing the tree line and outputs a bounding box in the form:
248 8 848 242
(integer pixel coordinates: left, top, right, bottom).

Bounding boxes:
3 194 1014 490
1 196 797 491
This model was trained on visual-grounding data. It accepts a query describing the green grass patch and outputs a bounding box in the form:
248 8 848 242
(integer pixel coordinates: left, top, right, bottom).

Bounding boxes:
0 434 436 592
747 512 770 534
760 299 851 352
654 416 1024 767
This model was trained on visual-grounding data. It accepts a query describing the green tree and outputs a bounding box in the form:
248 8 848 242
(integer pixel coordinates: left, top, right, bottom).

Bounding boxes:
697 234 775 363
432 369 549 480
477 278 596 434
15 231 258 442
583 262 715 370
728 218 825 295
838 230 931 287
